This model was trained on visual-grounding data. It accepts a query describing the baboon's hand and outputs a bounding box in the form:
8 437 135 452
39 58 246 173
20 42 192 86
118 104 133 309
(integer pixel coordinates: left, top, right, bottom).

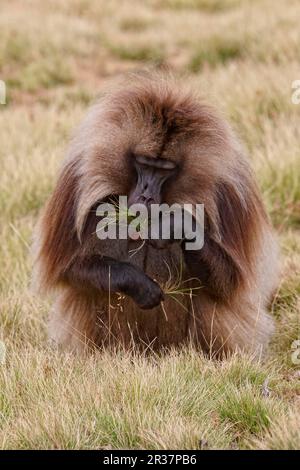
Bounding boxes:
133 276 164 310
119 264 164 310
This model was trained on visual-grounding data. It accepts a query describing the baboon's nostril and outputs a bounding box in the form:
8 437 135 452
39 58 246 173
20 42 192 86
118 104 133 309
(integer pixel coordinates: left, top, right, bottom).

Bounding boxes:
146 196 154 205
138 194 154 206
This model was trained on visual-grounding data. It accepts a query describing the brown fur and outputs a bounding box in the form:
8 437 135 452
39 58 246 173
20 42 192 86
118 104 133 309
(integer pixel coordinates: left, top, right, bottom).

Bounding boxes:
32 71 279 355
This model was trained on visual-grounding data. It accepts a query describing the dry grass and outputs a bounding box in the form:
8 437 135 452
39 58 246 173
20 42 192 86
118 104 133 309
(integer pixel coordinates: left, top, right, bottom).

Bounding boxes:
0 0 299 450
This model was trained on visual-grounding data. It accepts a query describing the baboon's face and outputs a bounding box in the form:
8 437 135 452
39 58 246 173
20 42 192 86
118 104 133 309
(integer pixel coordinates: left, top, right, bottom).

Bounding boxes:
128 155 177 208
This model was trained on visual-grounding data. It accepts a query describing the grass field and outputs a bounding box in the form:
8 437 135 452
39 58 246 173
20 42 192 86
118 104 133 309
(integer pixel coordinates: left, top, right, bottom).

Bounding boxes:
0 0 300 450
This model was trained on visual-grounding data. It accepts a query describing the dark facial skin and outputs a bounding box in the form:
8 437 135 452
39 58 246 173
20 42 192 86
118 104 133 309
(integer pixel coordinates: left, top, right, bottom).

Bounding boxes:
128 155 177 207
128 156 179 249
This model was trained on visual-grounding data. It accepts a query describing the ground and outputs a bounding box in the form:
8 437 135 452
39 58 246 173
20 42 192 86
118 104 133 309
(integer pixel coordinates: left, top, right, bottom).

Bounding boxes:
0 0 299 450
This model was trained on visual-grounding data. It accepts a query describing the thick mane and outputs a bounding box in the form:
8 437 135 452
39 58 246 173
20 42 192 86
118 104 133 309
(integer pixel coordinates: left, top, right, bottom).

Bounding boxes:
32 160 80 293
32 71 278 355
33 72 269 299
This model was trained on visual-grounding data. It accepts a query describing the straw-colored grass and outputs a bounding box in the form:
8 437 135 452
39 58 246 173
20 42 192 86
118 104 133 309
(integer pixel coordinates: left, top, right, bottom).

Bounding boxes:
0 0 299 449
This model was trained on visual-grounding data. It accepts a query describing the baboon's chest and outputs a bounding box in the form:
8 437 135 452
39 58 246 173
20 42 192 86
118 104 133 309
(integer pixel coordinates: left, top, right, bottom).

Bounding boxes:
92 236 186 287
124 240 186 288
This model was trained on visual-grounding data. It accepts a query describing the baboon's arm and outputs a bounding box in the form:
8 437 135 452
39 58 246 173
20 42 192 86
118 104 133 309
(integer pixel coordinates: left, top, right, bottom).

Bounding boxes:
63 255 164 309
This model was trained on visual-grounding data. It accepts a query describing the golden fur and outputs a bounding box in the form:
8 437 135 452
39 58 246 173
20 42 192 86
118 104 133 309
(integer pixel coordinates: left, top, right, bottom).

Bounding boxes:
32 72 279 355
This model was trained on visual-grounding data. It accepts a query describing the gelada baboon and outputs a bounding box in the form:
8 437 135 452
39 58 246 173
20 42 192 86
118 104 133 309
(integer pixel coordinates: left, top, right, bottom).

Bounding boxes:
32 71 279 356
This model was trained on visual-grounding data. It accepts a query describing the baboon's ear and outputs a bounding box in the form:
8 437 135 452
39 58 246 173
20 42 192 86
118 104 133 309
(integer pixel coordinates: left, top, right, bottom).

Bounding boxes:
33 160 80 292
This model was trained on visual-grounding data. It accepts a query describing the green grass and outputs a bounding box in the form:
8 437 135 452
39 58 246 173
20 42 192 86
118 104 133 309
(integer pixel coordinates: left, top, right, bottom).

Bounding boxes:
156 0 242 12
107 43 166 64
189 36 244 71
0 349 289 449
119 17 154 32
8 59 74 92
